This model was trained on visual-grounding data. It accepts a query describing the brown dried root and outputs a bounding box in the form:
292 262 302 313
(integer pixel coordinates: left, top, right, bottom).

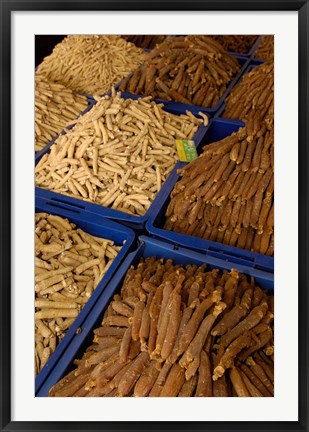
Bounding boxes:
246 356 274 395
218 302 268 349
180 302 226 380
133 360 160 397
160 275 184 360
148 361 173 397
239 363 272 396
229 367 250 397
160 363 186 397
176 290 221 358
117 351 150 396
178 374 198 397
211 287 253 336
195 351 213 396
213 332 253 380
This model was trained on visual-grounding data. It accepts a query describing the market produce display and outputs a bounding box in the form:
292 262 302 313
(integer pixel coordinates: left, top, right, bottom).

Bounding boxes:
34 34 275 396
48 257 274 397
119 35 241 108
121 35 168 50
223 61 274 127
35 212 122 374
255 35 274 61
210 35 258 54
36 35 147 96
35 76 88 152
35 90 205 216
164 124 274 256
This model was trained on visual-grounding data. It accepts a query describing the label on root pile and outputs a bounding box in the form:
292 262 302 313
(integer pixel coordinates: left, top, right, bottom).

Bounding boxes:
176 140 198 162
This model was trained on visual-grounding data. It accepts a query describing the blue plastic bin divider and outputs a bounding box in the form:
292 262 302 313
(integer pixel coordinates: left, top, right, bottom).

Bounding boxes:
36 235 273 396
250 58 265 66
146 117 274 273
34 196 135 395
114 54 250 117
35 97 210 230
35 97 95 161
214 104 226 119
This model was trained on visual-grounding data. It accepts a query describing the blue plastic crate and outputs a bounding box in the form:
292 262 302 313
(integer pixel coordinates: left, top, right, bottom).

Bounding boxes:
35 97 95 159
146 118 274 273
36 235 273 397
114 54 250 117
35 97 209 230
35 195 135 395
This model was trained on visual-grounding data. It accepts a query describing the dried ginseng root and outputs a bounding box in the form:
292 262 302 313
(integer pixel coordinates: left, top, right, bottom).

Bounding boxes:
35 76 88 152
48 257 274 397
210 35 258 54
35 89 203 217
223 61 274 128
164 124 274 256
35 212 122 374
255 35 274 62
119 35 240 108
36 35 146 96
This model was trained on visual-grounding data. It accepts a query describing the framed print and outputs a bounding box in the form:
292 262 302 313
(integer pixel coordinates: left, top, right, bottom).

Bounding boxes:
1 1 308 431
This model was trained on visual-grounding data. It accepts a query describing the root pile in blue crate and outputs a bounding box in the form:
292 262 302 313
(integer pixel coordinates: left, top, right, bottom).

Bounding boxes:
35 212 122 374
119 35 241 108
164 122 274 256
48 256 274 397
35 90 206 216
36 35 147 96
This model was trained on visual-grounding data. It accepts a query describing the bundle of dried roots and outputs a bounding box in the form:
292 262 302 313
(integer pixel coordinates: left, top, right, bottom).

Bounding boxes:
164 124 274 256
119 35 240 108
255 36 274 62
48 257 274 397
35 76 88 152
35 212 121 373
36 35 146 96
210 35 258 54
223 61 274 130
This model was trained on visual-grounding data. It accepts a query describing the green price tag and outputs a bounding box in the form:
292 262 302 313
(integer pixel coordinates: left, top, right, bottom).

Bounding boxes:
176 140 198 162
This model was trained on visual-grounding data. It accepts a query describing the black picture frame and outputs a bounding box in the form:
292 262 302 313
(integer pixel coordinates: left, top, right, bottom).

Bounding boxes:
1 1 308 431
